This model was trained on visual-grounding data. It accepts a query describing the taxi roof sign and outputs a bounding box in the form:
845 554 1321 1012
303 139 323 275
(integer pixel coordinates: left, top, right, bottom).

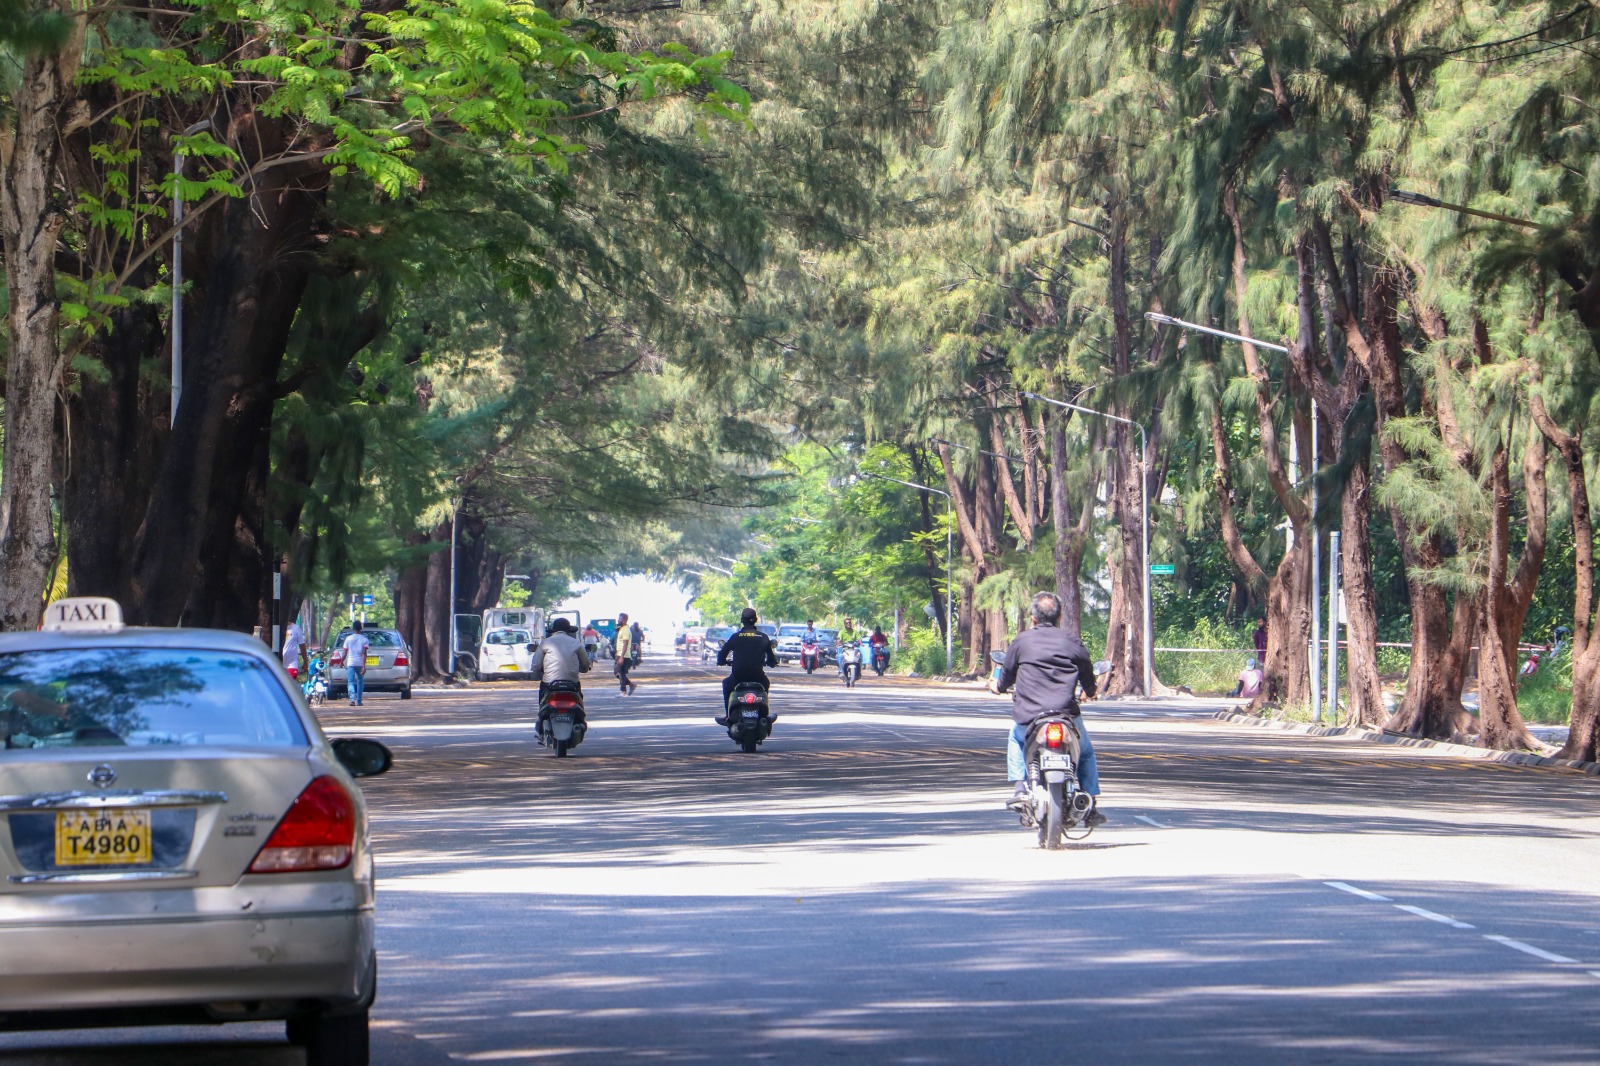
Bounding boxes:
41 597 125 633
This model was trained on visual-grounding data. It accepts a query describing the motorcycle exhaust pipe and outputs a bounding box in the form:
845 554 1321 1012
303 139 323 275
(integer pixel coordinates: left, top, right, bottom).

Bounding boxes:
1069 791 1094 817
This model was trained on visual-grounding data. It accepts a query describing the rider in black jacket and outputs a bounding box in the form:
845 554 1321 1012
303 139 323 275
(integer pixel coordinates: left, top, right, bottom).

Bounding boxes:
992 591 1105 826
716 607 778 724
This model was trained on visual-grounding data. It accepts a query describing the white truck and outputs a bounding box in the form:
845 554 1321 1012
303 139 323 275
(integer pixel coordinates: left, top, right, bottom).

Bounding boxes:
453 607 545 681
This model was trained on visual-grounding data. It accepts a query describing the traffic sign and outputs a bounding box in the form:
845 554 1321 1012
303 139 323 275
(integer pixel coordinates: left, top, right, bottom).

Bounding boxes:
1150 564 1175 576
362 594 374 606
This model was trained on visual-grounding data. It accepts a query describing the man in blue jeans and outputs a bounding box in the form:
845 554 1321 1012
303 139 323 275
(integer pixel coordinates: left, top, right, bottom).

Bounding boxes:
990 591 1105 827
342 622 371 706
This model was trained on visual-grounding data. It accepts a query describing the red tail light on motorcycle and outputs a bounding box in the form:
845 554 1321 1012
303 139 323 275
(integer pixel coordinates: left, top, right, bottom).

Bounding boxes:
742 693 760 704
1044 722 1067 749
546 694 580 709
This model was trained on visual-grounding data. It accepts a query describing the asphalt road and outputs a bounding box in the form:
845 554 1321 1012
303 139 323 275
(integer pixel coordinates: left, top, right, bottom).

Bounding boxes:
5 657 1600 1064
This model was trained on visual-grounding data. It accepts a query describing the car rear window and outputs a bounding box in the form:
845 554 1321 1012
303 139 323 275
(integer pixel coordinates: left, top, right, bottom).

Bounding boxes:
486 629 531 645
706 627 734 641
334 629 402 648
777 626 808 637
0 648 307 750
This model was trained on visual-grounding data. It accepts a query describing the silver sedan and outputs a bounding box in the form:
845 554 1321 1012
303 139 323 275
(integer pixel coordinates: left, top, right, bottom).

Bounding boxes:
0 598 392 1065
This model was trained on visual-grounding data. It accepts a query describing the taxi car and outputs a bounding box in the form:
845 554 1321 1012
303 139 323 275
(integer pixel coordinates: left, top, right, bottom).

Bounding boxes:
476 626 536 680
328 626 413 700
0 598 392 1065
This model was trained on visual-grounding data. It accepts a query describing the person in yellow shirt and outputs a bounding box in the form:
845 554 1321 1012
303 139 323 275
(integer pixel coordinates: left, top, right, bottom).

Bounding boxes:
613 612 637 695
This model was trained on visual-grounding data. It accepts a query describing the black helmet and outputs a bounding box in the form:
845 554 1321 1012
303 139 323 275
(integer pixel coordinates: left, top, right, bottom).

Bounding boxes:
740 607 759 626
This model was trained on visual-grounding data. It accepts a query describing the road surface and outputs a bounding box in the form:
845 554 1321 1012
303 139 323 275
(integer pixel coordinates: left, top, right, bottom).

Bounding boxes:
5 657 1599 1064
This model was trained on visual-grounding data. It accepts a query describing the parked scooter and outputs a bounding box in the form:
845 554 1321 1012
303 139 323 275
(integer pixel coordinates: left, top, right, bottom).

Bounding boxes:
302 657 328 706
839 641 862 687
538 681 588 757
725 681 773 753
800 636 822 674
871 642 890 676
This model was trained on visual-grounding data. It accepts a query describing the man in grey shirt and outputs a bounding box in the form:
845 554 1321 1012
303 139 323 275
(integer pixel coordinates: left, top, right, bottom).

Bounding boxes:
533 618 590 737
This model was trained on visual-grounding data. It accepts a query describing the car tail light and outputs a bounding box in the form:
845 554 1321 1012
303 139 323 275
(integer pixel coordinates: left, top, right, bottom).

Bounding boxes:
393 653 409 667
1044 722 1067 749
248 776 356 873
330 649 346 666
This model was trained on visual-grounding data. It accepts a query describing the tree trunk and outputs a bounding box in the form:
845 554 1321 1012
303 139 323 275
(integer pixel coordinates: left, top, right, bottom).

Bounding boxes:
0 18 83 630
908 446 949 640
1050 414 1091 641
1476 442 1539 749
1102 208 1147 695
1339 450 1387 725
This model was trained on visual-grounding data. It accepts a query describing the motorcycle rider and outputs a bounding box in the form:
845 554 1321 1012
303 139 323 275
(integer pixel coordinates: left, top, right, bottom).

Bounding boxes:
868 625 890 670
836 618 860 680
716 607 778 725
990 591 1105 827
533 617 590 743
800 619 821 669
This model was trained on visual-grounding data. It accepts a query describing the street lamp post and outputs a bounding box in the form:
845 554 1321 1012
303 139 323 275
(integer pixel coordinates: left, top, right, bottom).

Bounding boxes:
1387 188 1538 229
858 469 954 674
1020 391 1154 697
170 119 211 426
1143 312 1325 721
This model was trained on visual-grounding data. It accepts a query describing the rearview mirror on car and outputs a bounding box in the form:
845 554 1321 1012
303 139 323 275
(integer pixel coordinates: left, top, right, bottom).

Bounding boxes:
331 738 393 778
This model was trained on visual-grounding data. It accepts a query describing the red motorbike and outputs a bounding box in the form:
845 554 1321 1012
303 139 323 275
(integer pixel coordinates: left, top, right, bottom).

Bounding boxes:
800 637 822 674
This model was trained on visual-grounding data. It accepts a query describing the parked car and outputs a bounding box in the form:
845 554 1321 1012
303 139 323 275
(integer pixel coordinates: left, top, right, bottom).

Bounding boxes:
682 625 708 655
700 625 735 663
0 597 393 1064
328 627 413 700
476 626 536 680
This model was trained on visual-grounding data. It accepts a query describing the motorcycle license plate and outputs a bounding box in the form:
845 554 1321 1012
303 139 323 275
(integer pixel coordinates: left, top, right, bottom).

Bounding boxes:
741 709 759 718
1040 752 1073 772
56 809 152 866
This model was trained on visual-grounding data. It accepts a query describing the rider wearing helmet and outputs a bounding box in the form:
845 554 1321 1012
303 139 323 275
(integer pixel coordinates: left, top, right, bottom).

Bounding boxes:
716 607 778 725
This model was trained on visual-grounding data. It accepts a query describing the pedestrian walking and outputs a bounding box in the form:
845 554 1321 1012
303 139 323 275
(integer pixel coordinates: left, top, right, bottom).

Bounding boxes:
282 619 306 678
1253 617 1267 659
614 612 638 695
342 621 371 706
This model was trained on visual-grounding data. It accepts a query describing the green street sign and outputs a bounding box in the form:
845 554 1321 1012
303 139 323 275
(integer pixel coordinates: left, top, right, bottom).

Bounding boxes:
1150 564 1176 575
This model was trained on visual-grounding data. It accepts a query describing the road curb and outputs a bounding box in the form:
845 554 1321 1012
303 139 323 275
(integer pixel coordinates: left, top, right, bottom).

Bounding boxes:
1211 710 1600 775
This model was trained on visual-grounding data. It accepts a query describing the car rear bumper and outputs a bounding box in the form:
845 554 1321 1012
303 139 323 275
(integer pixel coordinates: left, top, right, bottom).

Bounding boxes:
0 907 374 1013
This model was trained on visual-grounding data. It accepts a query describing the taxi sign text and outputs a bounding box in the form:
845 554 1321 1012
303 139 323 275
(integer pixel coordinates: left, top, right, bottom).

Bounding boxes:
41 597 126 632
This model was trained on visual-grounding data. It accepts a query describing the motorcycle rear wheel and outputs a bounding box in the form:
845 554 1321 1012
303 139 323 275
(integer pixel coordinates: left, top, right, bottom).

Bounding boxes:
740 735 759 753
1041 779 1066 850
554 739 570 757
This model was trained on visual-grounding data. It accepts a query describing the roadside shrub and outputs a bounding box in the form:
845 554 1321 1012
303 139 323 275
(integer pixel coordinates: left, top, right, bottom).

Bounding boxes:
898 624 957 677
1517 644 1572 725
1153 617 1253 695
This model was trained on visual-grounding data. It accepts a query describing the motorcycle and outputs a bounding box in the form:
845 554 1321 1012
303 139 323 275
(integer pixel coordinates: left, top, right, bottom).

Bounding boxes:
839 641 862 687
302 657 328 706
870 642 890 676
1019 713 1095 849
725 681 773 753
800 638 822 674
539 680 588 757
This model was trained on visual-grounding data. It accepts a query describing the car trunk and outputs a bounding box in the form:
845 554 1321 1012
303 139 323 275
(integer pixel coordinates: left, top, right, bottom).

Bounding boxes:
0 748 314 892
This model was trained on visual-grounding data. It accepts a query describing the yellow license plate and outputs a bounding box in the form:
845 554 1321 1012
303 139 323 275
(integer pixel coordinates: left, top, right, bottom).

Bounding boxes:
499 663 520 671
56 809 152 866
365 655 381 667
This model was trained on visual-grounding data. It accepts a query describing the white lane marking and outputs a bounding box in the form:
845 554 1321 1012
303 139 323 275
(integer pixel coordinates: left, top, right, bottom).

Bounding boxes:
1325 881 1392 902
1133 814 1169 829
1485 935 1578 964
1394 904 1475 929
1589 971 1600 980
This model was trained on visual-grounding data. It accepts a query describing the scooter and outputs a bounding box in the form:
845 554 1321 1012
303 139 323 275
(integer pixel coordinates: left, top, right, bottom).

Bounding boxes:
871 643 890 676
839 641 862 687
800 637 822 674
724 682 773 753
1019 713 1094 850
302 657 328 706
539 681 588 757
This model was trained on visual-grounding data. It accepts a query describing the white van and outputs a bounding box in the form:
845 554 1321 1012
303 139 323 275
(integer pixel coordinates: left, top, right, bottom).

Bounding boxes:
454 607 545 680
